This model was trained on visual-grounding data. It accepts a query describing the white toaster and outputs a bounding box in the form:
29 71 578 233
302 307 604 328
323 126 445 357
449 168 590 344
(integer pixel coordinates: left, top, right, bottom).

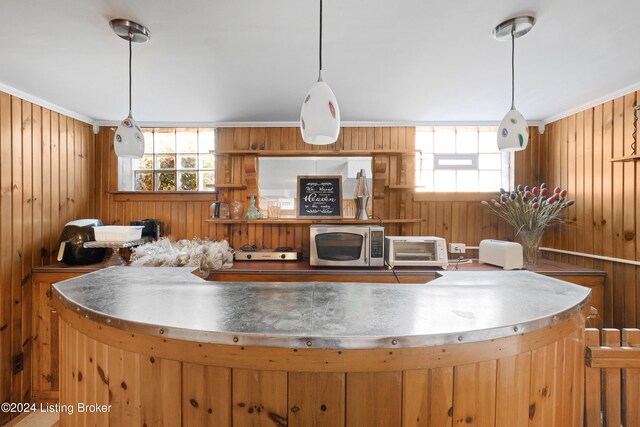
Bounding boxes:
478 240 523 270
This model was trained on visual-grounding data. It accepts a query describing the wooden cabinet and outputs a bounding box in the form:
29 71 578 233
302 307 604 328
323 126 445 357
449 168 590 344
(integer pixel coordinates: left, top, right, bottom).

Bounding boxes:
546 274 605 321
31 270 94 404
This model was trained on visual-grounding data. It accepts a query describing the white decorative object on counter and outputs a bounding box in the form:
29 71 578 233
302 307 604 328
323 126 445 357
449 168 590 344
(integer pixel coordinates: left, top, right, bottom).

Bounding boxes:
93 225 144 242
130 237 234 276
479 239 524 270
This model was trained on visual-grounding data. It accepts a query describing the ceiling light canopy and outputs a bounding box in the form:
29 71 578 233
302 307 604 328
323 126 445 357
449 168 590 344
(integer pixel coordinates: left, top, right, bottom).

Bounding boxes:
300 0 340 145
494 16 535 152
110 19 151 159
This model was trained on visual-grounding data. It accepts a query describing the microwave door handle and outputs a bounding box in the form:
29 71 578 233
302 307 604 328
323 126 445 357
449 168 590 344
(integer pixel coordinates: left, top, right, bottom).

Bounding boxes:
363 232 368 264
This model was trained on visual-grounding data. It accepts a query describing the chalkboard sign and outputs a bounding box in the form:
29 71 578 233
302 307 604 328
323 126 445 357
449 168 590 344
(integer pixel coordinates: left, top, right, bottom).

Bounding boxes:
296 176 343 219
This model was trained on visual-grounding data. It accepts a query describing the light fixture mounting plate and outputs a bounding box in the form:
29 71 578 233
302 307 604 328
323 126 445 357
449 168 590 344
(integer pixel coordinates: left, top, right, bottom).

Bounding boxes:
493 16 535 41
110 19 151 43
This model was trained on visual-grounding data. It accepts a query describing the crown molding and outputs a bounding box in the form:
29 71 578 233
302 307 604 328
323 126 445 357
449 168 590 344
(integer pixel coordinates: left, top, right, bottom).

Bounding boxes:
0 82 96 126
542 80 640 125
94 120 544 129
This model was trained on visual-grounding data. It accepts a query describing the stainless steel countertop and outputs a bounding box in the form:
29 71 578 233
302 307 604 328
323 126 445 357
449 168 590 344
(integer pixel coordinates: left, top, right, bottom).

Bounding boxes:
53 266 590 349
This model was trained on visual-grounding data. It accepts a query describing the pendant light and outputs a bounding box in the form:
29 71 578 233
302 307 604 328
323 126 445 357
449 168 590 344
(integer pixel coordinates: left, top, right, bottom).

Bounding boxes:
110 19 151 159
300 0 340 145
493 16 535 152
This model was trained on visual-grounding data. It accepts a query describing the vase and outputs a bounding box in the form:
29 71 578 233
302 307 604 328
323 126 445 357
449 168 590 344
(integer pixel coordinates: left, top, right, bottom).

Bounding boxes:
245 194 262 220
518 229 545 268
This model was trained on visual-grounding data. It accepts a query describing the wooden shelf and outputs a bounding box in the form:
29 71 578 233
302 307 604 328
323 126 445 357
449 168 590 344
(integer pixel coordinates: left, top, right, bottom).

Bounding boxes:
385 185 418 190
211 183 247 189
213 150 417 157
610 154 640 163
205 218 421 225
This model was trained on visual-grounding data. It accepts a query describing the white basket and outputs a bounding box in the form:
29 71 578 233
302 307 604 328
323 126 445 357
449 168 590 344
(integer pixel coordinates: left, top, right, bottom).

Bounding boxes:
93 226 143 243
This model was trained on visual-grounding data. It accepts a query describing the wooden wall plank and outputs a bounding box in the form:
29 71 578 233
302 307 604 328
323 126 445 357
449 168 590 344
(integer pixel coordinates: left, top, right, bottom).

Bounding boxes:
528 342 555 426
140 356 182 427
346 372 402 426
232 369 288 426
495 353 531 427
541 91 640 329
452 361 497 427
288 372 345 427
0 90 95 417
182 363 231 426
10 95 24 405
402 367 453 427
0 92 12 424
20 100 33 402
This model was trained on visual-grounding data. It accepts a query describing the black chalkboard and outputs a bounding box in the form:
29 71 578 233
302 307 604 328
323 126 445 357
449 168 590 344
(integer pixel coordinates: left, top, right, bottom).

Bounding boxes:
296 176 343 219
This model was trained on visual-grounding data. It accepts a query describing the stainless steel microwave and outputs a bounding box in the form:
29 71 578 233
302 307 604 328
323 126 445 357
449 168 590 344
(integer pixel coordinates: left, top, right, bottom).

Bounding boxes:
310 225 384 267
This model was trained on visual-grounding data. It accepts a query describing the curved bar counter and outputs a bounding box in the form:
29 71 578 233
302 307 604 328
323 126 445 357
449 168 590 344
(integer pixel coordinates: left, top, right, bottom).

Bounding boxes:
53 266 589 426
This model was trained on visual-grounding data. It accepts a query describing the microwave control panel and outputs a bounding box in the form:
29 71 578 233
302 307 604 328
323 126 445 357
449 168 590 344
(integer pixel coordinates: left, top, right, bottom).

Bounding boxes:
370 230 384 264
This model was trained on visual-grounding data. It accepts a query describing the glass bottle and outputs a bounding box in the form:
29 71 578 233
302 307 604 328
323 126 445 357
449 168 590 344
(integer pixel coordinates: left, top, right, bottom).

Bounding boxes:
245 194 262 220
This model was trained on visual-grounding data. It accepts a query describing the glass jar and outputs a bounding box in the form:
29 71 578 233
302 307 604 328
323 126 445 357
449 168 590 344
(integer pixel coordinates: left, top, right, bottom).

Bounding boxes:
219 202 230 219
230 201 243 220
267 200 281 219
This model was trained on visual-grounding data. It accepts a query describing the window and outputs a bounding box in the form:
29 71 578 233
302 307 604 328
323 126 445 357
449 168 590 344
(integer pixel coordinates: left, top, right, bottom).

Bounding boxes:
415 127 513 192
119 128 216 191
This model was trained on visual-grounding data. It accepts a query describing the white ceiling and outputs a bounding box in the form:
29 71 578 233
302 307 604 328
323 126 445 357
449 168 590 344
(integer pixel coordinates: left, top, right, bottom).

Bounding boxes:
0 0 639 125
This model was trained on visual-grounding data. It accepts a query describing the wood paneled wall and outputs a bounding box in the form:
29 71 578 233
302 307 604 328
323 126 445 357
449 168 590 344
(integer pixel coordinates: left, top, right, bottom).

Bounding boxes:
540 91 640 329
0 91 96 422
95 126 534 257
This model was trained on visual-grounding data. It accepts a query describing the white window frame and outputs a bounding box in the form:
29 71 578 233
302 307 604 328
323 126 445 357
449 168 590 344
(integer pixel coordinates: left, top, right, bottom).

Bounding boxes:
118 128 216 192
415 126 514 194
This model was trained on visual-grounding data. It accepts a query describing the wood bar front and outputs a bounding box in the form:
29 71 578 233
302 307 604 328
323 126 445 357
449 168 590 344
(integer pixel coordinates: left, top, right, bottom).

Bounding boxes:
52 268 588 426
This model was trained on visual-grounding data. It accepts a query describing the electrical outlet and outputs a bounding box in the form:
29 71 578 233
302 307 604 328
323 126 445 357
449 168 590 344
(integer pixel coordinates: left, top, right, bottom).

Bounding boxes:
449 243 466 254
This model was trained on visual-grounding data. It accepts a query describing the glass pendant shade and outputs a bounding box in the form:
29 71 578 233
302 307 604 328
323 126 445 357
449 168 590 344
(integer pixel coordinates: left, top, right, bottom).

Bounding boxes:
301 76 340 145
497 108 529 152
493 16 535 153
110 19 150 160
114 113 145 158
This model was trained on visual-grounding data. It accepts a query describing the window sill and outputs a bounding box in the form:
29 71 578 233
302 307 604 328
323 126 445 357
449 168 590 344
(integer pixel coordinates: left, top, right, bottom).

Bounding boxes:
413 192 497 202
110 191 218 202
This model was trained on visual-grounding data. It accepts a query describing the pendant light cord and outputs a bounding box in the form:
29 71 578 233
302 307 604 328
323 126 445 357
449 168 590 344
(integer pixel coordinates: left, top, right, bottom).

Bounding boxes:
511 28 515 110
319 0 323 77
129 32 133 115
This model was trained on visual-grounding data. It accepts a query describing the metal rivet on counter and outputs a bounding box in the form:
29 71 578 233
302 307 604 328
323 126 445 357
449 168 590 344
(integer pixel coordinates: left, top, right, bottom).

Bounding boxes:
306 340 312 347
233 337 239 343
458 336 463 342
106 318 111 324
513 326 519 332
391 339 398 346
159 329 165 335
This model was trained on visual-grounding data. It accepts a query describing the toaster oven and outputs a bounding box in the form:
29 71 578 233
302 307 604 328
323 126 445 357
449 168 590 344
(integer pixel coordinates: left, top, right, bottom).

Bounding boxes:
384 236 448 268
